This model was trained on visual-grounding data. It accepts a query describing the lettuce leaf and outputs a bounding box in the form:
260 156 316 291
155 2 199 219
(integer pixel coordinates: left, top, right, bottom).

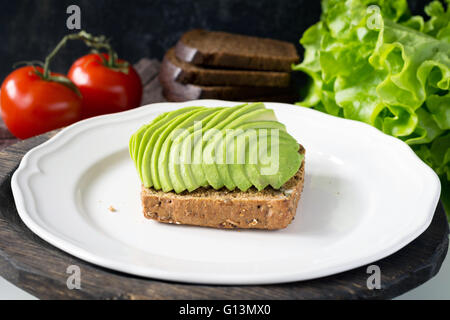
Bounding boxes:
294 0 450 219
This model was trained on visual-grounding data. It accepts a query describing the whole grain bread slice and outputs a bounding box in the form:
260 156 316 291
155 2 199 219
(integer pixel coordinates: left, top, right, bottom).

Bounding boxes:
159 60 295 102
141 146 305 230
164 47 291 87
175 29 299 72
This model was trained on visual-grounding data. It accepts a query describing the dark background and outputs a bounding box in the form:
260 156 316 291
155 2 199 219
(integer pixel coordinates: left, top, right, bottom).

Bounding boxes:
0 0 431 81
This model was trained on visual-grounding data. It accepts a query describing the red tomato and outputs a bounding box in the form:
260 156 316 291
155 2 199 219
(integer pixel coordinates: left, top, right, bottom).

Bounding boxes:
0 66 82 139
68 53 142 119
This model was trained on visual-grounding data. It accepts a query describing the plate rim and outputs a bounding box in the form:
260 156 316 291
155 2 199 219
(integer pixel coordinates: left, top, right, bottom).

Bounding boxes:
11 99 441 285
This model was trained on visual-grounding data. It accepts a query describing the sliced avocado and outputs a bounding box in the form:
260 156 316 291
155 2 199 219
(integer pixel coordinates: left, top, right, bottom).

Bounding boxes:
243 131 270 190
246 129 301 190
169 108 224 193
190 103 265 188
131 123 150 162
129 131 138 162
132 112 167 162
191 103 265 189
129 103 303 194
160 107 220 192
150 108 206 190
135 122 162 182
264 132 302 189
178 107 234 191
202 108 278 190
136 107 199 184
141 107 203 188
217 121 286 191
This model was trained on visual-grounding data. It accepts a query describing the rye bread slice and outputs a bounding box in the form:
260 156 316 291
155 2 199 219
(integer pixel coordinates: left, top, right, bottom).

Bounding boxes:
163 47 291 87
159 60 295 102
141 146 305 230
175 29 299 72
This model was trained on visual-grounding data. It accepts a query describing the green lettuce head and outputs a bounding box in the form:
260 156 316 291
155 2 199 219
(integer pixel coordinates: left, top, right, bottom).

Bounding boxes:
294 0 450 218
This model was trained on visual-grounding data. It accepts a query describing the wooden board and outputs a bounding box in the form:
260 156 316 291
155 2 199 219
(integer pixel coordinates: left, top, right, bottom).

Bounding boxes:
0 59 448 299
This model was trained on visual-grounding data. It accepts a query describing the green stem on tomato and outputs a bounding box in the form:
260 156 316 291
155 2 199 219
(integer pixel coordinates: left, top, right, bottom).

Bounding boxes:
24 30 128 97
42 30 128 80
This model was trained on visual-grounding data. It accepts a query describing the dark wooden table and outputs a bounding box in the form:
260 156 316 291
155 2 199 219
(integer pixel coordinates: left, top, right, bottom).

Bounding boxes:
0 59 448 299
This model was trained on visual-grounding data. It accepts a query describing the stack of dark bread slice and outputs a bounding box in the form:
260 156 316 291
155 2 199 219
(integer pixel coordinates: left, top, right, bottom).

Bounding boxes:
159 29 299 102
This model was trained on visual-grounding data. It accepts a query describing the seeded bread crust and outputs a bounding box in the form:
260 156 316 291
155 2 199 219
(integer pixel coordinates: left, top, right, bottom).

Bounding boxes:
141 146 305 230
175 29 299 72
159 61 295 102
163 48 291 87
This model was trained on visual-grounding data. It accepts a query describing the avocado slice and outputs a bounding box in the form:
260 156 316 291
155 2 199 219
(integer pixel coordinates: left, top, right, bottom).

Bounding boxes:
245 129 301 190
131 112 167 162
129 131 138 162
188 103 265 189
267 132 302 189
202 108 278 190
178 107 234 191
135 120 166 182
169 108 224 193
150 108 207 190
130 103 303 194
135 108 192 162
160 107 221 192
217 121 286 191
190 103 265 188
141 107 203 188
135 107 199 184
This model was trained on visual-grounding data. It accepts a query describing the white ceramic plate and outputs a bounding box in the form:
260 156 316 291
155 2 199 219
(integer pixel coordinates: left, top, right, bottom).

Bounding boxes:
11 100 440 285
